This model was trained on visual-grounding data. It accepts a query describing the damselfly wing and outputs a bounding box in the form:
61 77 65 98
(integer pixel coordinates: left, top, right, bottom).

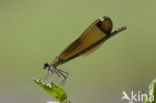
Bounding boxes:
42 16 127 85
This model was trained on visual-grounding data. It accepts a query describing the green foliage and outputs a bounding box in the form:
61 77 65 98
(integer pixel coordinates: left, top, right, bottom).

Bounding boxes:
149 79 156 103
143 79 156 103
33 79 67 102
141 90 149 103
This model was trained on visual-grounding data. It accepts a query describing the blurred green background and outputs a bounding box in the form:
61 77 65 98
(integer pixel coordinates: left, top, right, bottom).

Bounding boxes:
0 0 156 103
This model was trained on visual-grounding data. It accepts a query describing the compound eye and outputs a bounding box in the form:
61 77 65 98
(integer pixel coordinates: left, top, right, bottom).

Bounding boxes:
43 62 49 70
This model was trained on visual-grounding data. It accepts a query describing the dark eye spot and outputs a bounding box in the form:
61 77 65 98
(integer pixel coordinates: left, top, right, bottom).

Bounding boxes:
43 62 49 69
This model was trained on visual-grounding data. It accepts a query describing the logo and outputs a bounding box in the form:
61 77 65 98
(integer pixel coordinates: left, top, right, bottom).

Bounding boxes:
121 91 154 103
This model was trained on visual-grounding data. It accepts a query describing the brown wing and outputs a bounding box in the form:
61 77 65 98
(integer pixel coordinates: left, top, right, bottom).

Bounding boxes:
80 42 104 57
59 16 113 61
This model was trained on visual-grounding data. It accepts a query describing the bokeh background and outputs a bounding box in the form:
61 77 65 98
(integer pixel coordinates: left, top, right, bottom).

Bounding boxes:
0 0 156 103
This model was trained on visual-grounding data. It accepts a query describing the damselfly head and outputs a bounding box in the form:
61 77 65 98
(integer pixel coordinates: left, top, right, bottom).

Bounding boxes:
43 62 49 70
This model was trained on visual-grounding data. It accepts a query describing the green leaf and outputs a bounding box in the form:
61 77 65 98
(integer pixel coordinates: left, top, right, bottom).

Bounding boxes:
33 79 67 102
149 79 156 103
141 90 149 103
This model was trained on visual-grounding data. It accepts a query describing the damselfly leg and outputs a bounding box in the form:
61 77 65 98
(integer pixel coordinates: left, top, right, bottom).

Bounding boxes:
39 68 53 82
49 66 69 86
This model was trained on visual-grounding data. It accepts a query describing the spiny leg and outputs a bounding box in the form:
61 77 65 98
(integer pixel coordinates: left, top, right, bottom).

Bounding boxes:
54 68 69 86
39 68 54 82
52 70 61 82
39 68 50 81
43 68 54 82
54 68 69 78
58 71 68 86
